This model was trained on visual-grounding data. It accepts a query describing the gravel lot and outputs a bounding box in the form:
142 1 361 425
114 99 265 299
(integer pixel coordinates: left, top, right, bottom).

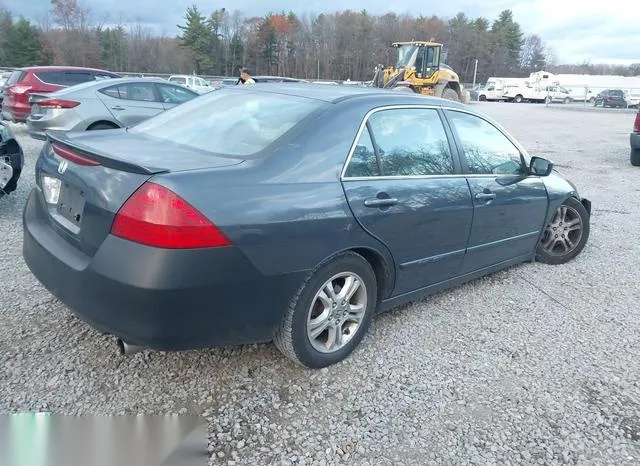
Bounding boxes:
1 103 639 465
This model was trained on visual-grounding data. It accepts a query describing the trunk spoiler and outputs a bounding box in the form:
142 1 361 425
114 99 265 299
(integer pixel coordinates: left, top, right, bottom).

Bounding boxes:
45 130 169 176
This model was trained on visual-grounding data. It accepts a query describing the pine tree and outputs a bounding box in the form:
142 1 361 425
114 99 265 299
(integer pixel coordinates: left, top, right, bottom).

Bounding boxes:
177 5 214 74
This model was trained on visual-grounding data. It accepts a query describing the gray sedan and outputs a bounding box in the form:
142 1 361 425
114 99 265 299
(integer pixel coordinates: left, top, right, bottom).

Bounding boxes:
22 84 591 369
26 77 199 140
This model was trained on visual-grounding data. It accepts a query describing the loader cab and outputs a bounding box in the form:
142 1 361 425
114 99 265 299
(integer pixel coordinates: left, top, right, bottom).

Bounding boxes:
393 42 441 79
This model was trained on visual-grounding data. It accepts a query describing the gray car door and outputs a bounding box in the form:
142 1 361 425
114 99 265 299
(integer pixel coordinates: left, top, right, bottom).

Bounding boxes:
443 109 549 274
98 82 165 126
341 106 474 296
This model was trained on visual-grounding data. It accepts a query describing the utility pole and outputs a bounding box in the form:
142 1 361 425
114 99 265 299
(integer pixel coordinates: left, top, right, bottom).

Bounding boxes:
473 59 478 88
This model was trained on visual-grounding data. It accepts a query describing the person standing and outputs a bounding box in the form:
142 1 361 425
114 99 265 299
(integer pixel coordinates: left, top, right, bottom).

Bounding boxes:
236 67 256 85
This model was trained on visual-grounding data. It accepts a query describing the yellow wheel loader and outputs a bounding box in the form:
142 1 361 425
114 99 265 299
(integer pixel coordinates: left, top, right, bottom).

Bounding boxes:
372 41 470 103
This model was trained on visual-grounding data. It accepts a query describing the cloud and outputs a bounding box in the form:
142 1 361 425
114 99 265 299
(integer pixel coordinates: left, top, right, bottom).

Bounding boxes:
3 0 638 64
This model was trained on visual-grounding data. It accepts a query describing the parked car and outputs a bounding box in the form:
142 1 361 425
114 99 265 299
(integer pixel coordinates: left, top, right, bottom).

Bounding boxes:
26 77 199 141
22 84 591 368
593 89 627 108
1 66 120 123
0 121 23 199
631 105 640 166
167 75 212 94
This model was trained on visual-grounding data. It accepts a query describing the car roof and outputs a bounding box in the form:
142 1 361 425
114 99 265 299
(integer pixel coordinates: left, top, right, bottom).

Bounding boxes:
230 82 468 108
17 65 118 73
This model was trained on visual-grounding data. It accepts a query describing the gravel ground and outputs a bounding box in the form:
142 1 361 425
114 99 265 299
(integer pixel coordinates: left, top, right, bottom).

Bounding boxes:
1 103 640 465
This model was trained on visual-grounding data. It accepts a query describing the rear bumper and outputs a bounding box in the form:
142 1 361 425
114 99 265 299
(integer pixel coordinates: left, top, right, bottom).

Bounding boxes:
631 132 640 150
22 188 305 351
27 111 84 141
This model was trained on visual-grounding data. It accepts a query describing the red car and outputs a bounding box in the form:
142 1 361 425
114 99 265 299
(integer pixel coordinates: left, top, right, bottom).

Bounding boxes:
1 66 120 122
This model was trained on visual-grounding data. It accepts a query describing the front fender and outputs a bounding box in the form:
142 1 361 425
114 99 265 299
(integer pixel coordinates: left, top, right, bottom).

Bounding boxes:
542 171 590 222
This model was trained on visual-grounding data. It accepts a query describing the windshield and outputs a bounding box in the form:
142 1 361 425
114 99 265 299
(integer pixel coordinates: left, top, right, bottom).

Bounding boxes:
396 45 419 68
130 88 327 157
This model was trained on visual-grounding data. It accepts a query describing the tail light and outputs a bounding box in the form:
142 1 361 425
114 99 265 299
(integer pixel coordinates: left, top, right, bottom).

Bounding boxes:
8 85 31 94
51 143 101 166
38 99 80 109
634 111 640 133
111 182 231 249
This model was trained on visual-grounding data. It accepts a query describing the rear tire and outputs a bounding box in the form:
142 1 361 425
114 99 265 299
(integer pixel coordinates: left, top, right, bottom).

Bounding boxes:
442 88 459 102
273 251 377 368
536 197 590 265
631 149 640 167
514 94 523 103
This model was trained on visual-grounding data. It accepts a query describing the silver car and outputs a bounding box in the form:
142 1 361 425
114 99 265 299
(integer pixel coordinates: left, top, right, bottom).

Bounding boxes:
26 77 199 140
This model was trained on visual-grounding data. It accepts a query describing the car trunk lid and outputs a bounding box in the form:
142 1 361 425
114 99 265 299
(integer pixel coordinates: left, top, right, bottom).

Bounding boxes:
37 130 244 256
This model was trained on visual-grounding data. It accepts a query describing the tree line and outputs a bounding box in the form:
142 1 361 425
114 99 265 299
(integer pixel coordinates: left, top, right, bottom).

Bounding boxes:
1 0 638 84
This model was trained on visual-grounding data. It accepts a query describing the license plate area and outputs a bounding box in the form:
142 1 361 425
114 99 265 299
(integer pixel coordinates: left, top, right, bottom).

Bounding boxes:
56 182 85 227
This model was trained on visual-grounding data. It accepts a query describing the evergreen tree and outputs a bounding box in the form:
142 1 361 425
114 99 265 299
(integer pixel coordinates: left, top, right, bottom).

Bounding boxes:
491 10 524 72
177 5 214 74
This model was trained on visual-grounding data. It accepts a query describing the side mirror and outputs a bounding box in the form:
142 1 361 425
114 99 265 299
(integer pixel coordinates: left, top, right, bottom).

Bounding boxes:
529 156 554 176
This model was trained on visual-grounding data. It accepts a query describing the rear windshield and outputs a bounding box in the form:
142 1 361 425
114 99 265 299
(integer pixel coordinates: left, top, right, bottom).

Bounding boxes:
7 70 25 85
35 70 107 86
130 89 327 157
34 71 67 85
169 77 187 84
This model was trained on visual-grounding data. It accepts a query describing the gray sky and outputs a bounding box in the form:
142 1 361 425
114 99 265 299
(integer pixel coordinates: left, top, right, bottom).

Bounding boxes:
3 0 639 65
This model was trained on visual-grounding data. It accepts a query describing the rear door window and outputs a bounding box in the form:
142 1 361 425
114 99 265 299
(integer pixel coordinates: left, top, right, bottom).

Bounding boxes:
100 83 159 102
365 108 456 176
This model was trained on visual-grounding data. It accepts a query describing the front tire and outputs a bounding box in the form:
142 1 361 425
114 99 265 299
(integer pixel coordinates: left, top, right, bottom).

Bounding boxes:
273 252 377 368
536 197 590 265
631 149 640 167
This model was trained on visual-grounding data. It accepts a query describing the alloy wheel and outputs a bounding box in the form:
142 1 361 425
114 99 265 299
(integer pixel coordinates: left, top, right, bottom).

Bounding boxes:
306 272 368 353
540 205 584 256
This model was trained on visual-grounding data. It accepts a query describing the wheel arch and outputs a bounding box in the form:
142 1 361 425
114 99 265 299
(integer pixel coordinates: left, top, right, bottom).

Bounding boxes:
86 120 121 131
351 246 394 303
309 245 396 305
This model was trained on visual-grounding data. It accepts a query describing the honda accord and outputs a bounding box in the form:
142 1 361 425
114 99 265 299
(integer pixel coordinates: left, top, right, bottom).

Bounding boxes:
22 83 591 368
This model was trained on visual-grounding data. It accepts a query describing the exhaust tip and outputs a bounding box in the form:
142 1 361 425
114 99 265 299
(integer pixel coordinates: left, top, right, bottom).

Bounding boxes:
116 338 143 356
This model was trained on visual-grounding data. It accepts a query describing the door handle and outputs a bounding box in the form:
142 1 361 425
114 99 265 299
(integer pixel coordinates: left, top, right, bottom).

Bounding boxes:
475 192 496 201
364 198 399 208
111 106 125 111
